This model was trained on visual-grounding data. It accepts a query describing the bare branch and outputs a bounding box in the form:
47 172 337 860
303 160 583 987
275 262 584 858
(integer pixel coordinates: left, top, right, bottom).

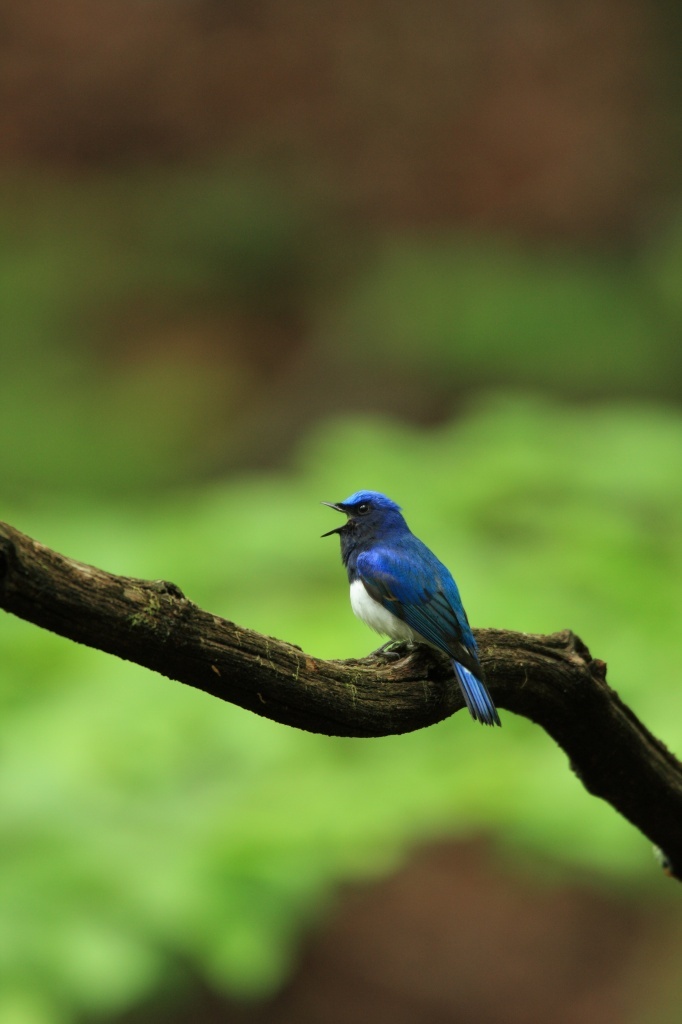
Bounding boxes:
1 520 681 879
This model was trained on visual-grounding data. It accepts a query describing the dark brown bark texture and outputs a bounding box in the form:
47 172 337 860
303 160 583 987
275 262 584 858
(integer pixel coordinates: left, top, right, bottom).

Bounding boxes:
1 520 681 880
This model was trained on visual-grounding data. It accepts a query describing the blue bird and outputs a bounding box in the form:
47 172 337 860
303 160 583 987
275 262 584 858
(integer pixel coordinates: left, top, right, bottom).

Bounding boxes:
322 490 500 726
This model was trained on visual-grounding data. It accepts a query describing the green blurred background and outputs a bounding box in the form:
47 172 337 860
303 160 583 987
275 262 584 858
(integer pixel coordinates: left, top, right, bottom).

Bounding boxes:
1 2 682 1022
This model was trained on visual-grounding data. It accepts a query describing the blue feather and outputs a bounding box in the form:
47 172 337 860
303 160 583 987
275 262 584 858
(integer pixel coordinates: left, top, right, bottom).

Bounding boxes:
453 663 501 727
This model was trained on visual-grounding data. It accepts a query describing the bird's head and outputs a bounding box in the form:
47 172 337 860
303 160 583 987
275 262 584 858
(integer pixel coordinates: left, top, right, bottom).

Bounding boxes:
321 490 405 539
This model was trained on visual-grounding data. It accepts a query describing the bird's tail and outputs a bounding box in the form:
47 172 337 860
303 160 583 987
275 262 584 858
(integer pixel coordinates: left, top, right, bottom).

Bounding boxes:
453 662 501 727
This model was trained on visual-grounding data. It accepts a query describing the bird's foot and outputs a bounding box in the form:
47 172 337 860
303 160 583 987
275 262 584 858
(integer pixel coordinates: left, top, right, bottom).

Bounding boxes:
370 640 417 660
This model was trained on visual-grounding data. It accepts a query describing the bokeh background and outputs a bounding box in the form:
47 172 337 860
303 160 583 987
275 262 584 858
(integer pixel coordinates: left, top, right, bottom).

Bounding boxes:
2 2 682 1022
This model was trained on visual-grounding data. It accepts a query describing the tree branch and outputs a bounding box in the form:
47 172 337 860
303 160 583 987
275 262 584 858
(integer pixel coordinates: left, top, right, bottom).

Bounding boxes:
1 520 681 880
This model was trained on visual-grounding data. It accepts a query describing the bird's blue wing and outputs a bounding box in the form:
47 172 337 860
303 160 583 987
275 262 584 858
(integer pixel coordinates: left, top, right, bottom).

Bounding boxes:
355 542 478 666
356 543 500 726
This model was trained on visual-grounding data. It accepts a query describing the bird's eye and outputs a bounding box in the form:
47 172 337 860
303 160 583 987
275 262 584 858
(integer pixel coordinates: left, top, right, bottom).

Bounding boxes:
356 502 370 515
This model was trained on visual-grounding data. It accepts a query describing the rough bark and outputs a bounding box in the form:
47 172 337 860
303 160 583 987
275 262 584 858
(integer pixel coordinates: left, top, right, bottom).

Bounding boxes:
1 520 681 880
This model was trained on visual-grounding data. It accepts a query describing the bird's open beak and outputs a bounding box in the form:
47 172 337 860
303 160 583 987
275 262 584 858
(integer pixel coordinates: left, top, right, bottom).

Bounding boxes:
320 501 346 537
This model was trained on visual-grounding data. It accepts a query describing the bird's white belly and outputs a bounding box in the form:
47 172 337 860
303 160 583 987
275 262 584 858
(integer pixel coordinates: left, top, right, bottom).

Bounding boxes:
349 579 418 643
